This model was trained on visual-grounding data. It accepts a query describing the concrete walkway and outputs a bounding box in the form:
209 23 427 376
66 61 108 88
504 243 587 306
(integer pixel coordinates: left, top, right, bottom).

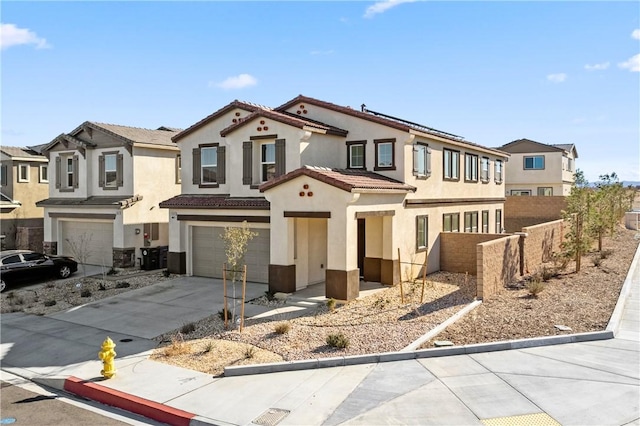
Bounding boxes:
1 249 639 425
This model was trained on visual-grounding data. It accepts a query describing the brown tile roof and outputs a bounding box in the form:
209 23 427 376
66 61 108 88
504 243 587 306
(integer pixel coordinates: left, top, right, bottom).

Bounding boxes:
275 95 507 156
35 196 136 207
260 166 416 193
172 100 271 143
0 146 46 159
78 122 181 147
159 195 270 210
219 109 348 137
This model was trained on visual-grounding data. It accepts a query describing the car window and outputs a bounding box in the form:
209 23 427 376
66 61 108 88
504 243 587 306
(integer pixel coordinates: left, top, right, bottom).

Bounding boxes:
23 253 47 262
2 255 22 265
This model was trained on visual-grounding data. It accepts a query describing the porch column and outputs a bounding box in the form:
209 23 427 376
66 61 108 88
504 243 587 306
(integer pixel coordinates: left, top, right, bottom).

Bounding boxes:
167 211 186 274
268 214 296 293
380 215 400 286
326 213 359 301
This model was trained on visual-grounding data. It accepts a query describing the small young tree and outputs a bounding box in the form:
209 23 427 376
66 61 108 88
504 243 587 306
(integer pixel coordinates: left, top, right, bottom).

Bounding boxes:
220 221 257 325
65 232 94 278
561 169 594 272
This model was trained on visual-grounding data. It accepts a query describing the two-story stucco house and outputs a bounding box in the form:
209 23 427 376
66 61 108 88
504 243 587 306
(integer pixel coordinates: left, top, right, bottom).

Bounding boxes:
36 122 181 268
498 138 578 196
160 95 509 300
0 146 49 250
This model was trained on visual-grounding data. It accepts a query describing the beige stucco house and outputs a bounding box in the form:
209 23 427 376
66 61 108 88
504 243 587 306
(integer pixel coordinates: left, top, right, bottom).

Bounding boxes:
37 122 181 267
498 138 578 196
0 146 49 250
161 95 509 300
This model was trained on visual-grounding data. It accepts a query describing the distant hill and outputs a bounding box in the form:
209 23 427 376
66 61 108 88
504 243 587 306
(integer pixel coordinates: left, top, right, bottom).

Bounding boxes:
622 181 640 188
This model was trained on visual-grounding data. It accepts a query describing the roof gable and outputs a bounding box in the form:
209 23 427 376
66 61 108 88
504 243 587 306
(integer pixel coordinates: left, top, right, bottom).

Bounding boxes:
499 138 566 154
219 109 348 137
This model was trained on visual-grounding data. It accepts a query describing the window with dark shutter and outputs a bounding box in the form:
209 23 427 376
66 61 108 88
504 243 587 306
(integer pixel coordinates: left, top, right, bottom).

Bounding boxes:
243 141 253 185
0 165 7 186
116 153 123 187
217 146 226 184
275 139 286 177
72 155 79 188
55 156 61 189
192 147 201 185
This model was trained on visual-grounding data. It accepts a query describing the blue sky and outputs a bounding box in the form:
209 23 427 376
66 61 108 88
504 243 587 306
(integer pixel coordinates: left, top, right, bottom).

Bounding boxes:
2 1 639 182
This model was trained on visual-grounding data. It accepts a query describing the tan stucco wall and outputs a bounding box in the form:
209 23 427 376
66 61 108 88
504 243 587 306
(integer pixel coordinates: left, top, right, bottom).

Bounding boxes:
477 234 521 300
504 151 575 196
1 162 48 219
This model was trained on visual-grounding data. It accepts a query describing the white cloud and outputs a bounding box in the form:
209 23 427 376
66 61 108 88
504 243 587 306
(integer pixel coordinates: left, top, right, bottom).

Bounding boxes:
211 73 257 90
310 49 334 56
0 23 50 50
584 62 610 71
632 29 640 40
618 54 640 72
364 0 416 19
546 73 567 83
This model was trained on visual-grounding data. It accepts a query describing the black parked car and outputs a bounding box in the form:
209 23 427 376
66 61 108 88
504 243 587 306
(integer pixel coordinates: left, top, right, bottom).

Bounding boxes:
0 250 78 292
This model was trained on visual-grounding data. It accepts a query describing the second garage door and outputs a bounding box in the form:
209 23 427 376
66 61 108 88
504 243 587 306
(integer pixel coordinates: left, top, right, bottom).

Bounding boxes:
60 221 114 267
191 226 270 283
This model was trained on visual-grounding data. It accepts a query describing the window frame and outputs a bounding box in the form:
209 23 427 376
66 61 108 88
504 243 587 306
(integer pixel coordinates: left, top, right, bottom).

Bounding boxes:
413 142 431 178
39 164 48 183
200 146 218 185
495 209 503 233
524 155 545 170
261 142 276 182
175 154 182 184
464 153 479 182
464 211 479 233
480 157 490 183
346 140 366 169
416 215 428 252
65 157 74 189
443 213 460 233
481 210 489 233
374 138 396 171
443 148 460 181
511 190 532 196
104 153 118 188
537 187 553 196
494 159 503 183
18 163 29 183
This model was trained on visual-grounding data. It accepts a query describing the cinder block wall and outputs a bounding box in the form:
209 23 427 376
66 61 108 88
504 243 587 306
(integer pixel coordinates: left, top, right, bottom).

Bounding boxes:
522 220 565 274
477 235 521 300
504 196 567 232
16 226 44 252
440 233 505 274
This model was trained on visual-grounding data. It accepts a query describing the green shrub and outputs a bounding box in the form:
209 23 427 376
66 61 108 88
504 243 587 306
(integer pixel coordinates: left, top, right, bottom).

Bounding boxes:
274 322 291 335
80 289 92 298
202 341 214 353
326 298 337 312
106 267 117 276
326 332 349 349
526 279 546 298
541 266 557 282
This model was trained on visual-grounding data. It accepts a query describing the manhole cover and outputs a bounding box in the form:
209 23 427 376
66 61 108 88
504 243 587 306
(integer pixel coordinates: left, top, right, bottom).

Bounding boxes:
481 412 561 426
252 408 290 426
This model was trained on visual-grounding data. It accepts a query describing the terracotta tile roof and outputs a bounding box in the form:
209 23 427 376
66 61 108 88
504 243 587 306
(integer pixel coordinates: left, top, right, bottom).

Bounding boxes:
260 166 416 193
275 95 507 157
159 195 270 210
172 100 271 142
219 109 348 137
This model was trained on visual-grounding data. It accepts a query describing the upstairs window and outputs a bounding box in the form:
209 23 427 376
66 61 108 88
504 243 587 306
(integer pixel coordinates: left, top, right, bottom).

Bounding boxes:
99 152 123 190
66 157 74 187
18 164 29 182
347 141 366 169
464 211 478 232
413 143 431 178
192 143 225 187
39 164 48 183
443 149 459 180
494 160 503 183
374 138 395 170
480 157 490 183
524 155 544 170
496 209 503 233
537 187 553 196
55 154 79 192
511 189 531 196
261 142 276 182
175 155 182 184
465 153 478 182
416 215 428 251
482 210 489 233
443 213 460 232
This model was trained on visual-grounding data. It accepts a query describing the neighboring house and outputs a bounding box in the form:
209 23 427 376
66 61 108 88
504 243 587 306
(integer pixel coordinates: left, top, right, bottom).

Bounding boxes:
160 95 509 300
0 146 49 250
498 138 578 196
36 122 181 267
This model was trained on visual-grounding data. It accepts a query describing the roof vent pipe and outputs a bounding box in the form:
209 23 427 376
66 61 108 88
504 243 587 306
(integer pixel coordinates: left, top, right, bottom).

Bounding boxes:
361 103 367 112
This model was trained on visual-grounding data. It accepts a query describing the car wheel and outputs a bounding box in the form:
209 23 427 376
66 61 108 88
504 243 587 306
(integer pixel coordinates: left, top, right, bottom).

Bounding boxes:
59 265 72 278
0 280 5 293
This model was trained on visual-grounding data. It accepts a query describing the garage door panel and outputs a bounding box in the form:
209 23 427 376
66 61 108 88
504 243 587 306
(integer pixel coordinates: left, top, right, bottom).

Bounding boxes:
60 221 114 267
192 226 269 283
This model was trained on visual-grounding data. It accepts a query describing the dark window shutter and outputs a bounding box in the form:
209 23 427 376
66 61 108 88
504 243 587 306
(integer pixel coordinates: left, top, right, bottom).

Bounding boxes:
412 146 419 174
0 165 6 186
192 148 201 185
242 141 253 185
426 146 432 177
116 153 124 187
55 157 61 189
275 139 286 177
217 146 226 184
151 223 159 240
72 155 79 188
98 155 105 188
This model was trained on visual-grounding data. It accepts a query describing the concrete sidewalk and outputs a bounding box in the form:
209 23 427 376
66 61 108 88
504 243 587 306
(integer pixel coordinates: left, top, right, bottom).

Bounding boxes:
2 247 639 426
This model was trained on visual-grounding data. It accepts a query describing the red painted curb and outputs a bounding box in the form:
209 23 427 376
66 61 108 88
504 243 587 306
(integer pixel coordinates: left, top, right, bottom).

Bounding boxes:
64 376 195 426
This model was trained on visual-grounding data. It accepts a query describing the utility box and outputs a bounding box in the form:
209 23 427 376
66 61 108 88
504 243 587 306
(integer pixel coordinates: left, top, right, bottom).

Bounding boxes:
140 247 160 270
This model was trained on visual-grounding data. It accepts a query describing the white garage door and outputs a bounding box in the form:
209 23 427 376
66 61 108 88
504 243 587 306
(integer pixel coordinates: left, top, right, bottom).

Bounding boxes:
192 226 270 283
60 221 114 267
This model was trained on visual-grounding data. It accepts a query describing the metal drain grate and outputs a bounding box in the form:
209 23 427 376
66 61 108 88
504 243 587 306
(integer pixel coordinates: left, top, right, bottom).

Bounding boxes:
481 413 561 426
252 408 290 426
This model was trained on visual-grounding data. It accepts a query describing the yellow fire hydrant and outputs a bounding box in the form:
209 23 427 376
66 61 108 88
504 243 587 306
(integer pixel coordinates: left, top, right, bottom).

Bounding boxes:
98 337 117 379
